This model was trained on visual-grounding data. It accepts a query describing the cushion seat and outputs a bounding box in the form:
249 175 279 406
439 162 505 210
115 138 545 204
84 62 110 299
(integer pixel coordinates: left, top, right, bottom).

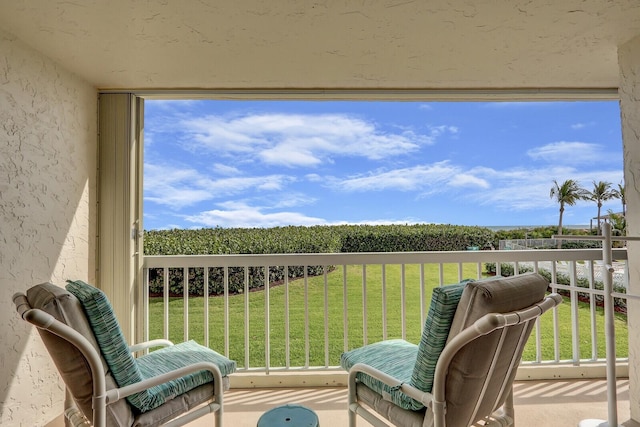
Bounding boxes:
134 341 236 412
341 339 420 410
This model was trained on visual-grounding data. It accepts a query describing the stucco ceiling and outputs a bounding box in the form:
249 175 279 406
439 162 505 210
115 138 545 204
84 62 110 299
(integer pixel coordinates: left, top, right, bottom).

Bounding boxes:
1 1 639 94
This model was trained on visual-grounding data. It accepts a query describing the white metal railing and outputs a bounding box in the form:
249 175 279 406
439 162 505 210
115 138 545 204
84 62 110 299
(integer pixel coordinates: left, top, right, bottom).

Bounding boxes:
142 248 629 376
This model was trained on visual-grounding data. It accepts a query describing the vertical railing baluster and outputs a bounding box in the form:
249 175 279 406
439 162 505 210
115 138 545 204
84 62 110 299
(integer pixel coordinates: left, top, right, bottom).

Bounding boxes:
285 265 290 369
204 267 209 348
438 263 444 286
420 263 426 327
163 267 169 341
264 265 270 372
143 267 149 345
569 261 580 363
457 262 463 282
551 262 561 363
244 267 250 370
382 264 387 340
324 265 329 367
183 267 189 342
224 266 229 358
401 264 406 340
304 266 310 368
588 260 598 360
362 264 368 346
534 261 542 363
343 264 348 352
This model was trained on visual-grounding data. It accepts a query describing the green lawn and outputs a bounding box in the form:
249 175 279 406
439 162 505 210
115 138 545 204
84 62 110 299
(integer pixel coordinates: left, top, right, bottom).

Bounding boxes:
147 264 628 368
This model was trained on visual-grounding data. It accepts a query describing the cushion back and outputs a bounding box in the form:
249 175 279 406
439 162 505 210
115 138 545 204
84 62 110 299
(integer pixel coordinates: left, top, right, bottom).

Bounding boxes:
410 281 467 393
443 273 549 427
66 280 161 412
65 281 143 388
26 282 134 426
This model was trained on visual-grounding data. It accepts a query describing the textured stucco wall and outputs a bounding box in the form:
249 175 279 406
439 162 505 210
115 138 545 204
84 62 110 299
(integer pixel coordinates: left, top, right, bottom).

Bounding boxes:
0 29 97 426
619 34 640 423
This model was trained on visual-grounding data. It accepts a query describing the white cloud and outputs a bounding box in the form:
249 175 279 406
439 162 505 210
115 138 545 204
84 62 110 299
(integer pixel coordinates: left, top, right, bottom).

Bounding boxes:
527 141 609 164
179 113 442 168
184 201 326 228
270 193 317 209
333 161 488 192
466 165 624 212
429 125 459 137
144 162 295 209
449 174 490 188
305 173 323 182
183 201 425 228
211 163 241 175
571 122 595 130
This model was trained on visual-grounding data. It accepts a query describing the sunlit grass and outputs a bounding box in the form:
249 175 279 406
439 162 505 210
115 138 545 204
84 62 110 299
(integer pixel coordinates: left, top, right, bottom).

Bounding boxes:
148 264 628 368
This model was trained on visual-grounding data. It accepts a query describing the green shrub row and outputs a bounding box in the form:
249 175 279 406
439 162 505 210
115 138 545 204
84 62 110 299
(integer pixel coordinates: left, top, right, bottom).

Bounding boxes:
145 226 341 296
147 265 331 296
339 224 495 252
145 225 602 297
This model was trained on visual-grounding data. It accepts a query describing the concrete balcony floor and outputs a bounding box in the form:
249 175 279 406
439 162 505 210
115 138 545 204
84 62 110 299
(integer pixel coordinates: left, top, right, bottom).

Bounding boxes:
186 379 633 427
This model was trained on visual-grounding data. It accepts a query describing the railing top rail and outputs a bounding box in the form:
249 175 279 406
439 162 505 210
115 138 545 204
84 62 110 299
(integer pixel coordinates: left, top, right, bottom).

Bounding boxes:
143 248 627 268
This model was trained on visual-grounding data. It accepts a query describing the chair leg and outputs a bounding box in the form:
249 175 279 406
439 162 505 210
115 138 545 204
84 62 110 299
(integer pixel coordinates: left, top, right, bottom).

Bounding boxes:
503 388 515 426
347 371 358 427
215 408 223 427
348 405 357 427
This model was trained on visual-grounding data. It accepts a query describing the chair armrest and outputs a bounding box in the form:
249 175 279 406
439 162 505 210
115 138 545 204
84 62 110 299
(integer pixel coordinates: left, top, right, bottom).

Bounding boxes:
348 363 434 406
129 339 174 354
105 361 225 405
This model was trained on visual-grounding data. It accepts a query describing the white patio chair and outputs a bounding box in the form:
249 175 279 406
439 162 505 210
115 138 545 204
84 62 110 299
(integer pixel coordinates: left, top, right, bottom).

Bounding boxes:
342 273 562 427
14 280 236 427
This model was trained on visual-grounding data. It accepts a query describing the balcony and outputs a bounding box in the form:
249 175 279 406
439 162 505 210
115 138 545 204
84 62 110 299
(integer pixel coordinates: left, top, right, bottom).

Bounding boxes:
142 248 632 426
185 378 631 426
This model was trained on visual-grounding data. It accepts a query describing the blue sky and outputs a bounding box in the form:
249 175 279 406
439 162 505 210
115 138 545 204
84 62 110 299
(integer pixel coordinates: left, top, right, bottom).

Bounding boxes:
143 100 624 230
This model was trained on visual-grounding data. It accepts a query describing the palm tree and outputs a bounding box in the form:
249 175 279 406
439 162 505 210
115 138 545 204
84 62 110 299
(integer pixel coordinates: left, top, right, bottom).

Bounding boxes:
607 209 626 237
584 180 617 235
549 179 585 244
612 181 626 217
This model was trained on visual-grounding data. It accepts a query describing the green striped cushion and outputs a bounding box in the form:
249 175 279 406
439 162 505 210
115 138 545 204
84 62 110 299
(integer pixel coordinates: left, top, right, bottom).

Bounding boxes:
341 339 422 410
65 280 144 399
135 340 236 410
66 280 237 413
410 281 467 393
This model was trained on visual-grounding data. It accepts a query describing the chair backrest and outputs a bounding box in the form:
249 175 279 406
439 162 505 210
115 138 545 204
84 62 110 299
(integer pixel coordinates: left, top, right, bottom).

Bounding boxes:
13 282 134 426
433 273 557 427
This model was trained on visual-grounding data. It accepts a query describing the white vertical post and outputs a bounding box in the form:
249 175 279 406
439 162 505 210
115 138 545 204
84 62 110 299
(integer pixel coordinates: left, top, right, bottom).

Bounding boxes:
603 224 619 427
577 223 620 427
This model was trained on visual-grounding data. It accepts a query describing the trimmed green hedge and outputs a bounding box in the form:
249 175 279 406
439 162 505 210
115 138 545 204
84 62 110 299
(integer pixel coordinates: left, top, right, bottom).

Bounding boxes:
339 224 494 252
144 224 605 297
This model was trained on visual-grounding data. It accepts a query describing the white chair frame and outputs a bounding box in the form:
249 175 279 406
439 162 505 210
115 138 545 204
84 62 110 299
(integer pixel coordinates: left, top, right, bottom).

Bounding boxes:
14 292 227 427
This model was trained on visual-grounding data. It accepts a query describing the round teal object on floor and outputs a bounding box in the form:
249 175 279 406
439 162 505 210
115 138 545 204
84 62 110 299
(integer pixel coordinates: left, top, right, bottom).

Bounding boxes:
257 404 319 427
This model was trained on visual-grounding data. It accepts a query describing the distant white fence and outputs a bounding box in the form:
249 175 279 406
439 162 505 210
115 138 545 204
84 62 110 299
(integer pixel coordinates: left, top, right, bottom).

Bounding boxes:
500 239 627 289
499 238 558 250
